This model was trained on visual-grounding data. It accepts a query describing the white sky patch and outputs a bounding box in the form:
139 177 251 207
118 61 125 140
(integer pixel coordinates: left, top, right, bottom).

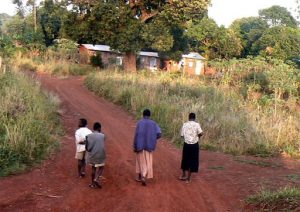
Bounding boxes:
208 0 298 27
0 0 298 27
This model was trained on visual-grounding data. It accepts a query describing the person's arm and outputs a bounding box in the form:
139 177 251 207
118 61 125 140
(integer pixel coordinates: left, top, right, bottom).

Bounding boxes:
133 124 139 152
85 135 90 152
156 124 162 139
180 125 184 139
197 123 203 138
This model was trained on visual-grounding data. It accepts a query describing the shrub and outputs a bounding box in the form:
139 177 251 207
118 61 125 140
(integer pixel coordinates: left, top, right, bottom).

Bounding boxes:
90 53 103 68
0 71 61 176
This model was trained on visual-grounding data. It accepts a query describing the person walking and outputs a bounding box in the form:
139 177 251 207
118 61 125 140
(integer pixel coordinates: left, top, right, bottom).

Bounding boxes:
75 118 92 178
133 109 161 186
180 113 203 183
86 122 106 189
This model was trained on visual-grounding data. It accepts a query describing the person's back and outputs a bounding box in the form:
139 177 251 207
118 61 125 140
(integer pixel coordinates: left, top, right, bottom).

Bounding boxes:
134 118 160 152
86 122 106 189
86 132 106 165
133 109 161 186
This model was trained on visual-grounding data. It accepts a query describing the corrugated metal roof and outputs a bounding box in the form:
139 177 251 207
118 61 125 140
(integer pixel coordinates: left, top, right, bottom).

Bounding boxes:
138 51 159 57
182 52 205 60
81 44 112 52
81 44 159 57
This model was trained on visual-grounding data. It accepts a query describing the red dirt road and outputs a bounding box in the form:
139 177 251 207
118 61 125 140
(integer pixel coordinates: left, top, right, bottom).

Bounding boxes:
0 74 299 212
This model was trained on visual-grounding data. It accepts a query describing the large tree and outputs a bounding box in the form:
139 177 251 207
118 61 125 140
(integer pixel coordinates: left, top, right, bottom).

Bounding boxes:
259 5 298 28
64 0 210 72
230 17 268 57
39 0 64 46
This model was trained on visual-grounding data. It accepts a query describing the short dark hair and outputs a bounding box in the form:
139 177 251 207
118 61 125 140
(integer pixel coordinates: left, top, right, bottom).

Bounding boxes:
189 113 196 120
78 118 87 128
143 109 151 117
93 122 101 131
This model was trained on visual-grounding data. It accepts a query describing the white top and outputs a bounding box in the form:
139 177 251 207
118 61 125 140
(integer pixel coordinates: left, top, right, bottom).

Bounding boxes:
181 121 203 144
75 127 92 152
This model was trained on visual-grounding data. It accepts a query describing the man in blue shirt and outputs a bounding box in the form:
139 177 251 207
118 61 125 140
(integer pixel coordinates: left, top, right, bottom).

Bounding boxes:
133 109 161 186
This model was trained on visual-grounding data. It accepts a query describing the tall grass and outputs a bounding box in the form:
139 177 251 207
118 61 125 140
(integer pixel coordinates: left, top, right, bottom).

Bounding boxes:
85 70 299 157
0 69 61 176
12 51 96 76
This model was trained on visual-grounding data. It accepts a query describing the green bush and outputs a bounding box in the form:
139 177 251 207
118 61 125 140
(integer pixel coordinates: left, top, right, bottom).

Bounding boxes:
90 53 103 68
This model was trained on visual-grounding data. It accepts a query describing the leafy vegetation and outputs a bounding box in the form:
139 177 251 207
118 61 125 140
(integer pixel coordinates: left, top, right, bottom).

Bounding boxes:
246 187 300 211
0 70 61 176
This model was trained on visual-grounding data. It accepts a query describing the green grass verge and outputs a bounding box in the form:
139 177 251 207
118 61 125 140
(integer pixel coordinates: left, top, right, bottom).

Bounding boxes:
246 187 300 211
234 158 281 167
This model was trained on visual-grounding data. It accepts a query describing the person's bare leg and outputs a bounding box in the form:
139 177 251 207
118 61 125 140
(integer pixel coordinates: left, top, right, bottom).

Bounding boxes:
91 166 96 185
187 169 192 182
95 167 104 181
81 157 86 176
180 170 187 180
136 173 142 182
78 160 82 177
94 167 104 188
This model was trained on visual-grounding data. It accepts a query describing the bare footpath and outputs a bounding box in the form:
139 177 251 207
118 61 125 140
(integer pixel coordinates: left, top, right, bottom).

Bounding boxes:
0 74 299 212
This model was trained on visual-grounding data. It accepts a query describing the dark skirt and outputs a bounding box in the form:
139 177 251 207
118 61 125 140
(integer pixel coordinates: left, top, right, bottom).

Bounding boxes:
181 142 199 173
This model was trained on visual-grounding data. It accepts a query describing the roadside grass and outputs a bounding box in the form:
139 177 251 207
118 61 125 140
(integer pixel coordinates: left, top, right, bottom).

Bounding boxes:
0 70 62 176
286 174 300 181
11 52 96 76
85 70 300 157
234 158 281 168
246 187 300 211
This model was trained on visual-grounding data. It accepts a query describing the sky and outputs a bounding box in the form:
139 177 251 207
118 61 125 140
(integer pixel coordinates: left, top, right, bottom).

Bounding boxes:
0 0 298 27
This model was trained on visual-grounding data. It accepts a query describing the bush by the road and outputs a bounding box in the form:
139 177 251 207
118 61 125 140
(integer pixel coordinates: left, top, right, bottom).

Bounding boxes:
0 70 61 176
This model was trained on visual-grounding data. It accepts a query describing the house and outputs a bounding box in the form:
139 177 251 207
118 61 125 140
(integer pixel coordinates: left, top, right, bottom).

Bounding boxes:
79 44 160 71
163 52 206 76
137 51 160 71
79 44 123 67
181 52 206 76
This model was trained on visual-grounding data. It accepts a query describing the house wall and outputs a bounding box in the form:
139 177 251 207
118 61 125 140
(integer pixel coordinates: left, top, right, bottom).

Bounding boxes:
183 58 205 76
79 46 122 67
138 56 160 70
163 59 205 76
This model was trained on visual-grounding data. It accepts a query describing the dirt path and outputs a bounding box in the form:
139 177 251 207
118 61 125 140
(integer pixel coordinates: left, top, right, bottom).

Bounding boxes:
0 74 299 212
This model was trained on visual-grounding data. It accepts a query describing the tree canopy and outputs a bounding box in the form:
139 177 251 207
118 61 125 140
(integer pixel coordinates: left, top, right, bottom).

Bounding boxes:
63 0 211 71
259 5 299 28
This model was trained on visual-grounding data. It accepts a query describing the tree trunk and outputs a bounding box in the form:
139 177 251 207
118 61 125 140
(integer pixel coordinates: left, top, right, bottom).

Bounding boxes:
34 4 37 32
123 52 137 72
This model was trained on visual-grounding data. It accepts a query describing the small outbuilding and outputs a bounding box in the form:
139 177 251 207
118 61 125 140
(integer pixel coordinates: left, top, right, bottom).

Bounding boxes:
163 52 206 76
137 51 160 71
181 52 206 76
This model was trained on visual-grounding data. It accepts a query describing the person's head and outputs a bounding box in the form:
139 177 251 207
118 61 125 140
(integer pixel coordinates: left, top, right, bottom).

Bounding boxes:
143 109 151 118
78 118 87 128
93 122 101 132
188 113 196 121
